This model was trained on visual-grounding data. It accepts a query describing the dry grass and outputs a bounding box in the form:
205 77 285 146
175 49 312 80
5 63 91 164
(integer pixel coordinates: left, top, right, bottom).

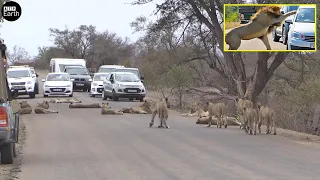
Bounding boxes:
225 22 241 29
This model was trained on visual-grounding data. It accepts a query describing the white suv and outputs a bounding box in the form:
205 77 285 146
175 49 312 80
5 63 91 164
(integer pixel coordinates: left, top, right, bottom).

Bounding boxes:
7 67 38 98
102 72 146 101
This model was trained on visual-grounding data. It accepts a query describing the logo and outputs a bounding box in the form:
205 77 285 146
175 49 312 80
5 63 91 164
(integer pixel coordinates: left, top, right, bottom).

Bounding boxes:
1 1 22 22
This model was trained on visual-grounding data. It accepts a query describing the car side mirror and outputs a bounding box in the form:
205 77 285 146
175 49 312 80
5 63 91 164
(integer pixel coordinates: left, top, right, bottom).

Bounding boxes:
36 73 39 77
90 73 94 77
140 76 144 80
285 19 293 24
280 10 284 14
110 79 114 83
41 79 45 82
32 74 36 78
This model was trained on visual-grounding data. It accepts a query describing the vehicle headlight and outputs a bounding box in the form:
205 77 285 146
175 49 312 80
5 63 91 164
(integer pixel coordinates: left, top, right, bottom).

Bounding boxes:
71 79 75 81
93 83 98 86
118 84 125 88
292 31 305 40
44 84 50 87
27 81 32 84
88 78 92 82
66 84 72 87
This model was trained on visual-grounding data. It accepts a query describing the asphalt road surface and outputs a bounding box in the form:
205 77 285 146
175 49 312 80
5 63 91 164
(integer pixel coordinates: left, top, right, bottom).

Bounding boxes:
225 28 287 51
15 78 320 180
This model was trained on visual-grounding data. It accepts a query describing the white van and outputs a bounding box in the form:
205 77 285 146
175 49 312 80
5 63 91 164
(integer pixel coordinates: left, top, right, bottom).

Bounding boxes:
50 58 86 73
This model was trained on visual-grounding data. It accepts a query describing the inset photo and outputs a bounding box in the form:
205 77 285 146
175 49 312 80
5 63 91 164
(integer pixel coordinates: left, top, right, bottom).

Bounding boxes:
224 4 317 52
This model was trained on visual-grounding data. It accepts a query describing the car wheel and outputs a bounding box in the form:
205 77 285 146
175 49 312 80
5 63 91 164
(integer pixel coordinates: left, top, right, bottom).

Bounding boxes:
102 91 108 100
112 90 118 101
0 143 15 164
129 98 133 101
139 98 144 102
90 94 95 97
69 93 73 97
273 29 280 42
35 83 39 94
282 26 288 45
43 94 48 97
29 92 36 99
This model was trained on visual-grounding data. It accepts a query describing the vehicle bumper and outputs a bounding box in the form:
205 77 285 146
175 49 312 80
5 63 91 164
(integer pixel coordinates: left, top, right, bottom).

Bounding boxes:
43 87 73 96
114 89 146 98
73 81 91 90
9 84 35 95
288 38 315 50
90 86 104 95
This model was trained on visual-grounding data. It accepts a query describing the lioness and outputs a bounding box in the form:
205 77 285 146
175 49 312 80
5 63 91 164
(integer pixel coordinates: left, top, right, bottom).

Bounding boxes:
243 107 259 135
69 103 101 108
235 98 253 130
258 105 276 135
226 6 297 50
37 101 50 109
18 101 32 114
204 102 227 128
181 102 208 118
50 98 82 104
149 97 170 128
157 98 170 128
101 103 123 115
34 103 58 114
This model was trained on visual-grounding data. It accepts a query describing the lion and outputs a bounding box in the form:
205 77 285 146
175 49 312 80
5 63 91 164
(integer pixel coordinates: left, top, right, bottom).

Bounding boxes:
69 103 101 108
18 101 32 114
157 97 170 128
34 103 59 114
258 105 276 135
149 97 170 128
203 102 227 128
235 98 253 130
36 101 49 109
50 98 82 104
196 116 240 126
101 102 124 115
243 107 259 135
225 6 297 50
181 102 209 117
122 99 154 114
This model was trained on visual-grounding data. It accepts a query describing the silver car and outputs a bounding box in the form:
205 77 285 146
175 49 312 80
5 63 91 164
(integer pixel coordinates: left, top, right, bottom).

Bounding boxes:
286 5 315 50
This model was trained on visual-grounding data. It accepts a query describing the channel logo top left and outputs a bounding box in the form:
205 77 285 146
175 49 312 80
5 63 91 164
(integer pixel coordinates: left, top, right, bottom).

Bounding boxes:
1 1 22 22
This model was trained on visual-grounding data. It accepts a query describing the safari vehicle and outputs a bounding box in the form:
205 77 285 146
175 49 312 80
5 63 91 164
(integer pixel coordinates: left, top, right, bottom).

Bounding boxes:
63 66 92 92
7 66 39 99
286 5 315 50
114 67 144 81
97 65 125 73
102 72 146 102
89 73 109 97
272 5 299 45
238 6 260 24
0 40 20 164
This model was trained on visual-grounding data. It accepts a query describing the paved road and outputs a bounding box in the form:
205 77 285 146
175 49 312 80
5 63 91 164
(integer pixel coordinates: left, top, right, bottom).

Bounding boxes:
15 79 320 180
225 28 287 51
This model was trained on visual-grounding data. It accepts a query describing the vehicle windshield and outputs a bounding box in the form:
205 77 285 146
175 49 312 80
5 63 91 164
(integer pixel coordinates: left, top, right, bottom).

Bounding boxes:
115 73 140 82
115 69 140 78
7 70 30 78
66 68 89 75
94 74 108 81
295 8 315 23
98 68 117 73
47 74 70 81
59 64 83 72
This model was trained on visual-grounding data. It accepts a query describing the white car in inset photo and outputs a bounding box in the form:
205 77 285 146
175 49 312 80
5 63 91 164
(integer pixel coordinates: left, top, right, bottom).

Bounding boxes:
89 73 109 97
42 73 73 97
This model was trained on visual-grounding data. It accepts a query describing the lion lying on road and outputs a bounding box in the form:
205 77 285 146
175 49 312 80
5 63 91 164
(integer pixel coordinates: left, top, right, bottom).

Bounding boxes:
196 116 240 126
101 103 123 115
18 101 32 114
225 6 297 50
181 102 209 118
120 99 154 114
50 98 82 104
69 102 101 108
34 101 59 114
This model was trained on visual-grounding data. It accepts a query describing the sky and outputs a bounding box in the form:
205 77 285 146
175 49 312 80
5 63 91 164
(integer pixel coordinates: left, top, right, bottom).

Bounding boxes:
0 0 159 56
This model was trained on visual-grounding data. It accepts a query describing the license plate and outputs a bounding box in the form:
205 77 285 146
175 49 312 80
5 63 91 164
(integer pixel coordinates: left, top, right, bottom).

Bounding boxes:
52 89 62 92
310 43 314 49
128 90 137 92
18 90 25 92
76 84 84 86
13 86 24 90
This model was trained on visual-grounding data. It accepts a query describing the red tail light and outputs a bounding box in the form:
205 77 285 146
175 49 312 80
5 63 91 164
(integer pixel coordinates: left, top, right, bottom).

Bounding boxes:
0 107 8 127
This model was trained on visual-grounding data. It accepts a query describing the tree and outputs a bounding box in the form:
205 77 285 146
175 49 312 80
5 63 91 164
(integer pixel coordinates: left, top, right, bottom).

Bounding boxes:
7 45 30 64
131 0 318 104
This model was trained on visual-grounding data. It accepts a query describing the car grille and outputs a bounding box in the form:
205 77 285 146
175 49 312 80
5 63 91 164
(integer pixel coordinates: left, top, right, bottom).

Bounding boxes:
11 82 25 85
97 88 103 93
74 78 86 81
304 36 315 42
124 88 141 93
11 86 26 90
50 88 66 92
